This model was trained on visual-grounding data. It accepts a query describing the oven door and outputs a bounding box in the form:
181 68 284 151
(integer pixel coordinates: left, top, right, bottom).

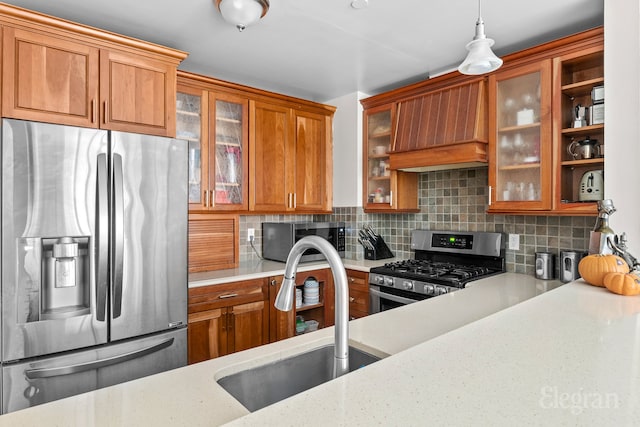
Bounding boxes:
369 285 429 314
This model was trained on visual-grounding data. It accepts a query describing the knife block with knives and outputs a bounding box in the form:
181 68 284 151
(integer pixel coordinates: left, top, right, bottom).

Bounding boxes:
358 225 394 260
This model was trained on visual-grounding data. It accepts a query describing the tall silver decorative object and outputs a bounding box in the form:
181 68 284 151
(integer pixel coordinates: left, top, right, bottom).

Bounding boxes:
588 199 616 255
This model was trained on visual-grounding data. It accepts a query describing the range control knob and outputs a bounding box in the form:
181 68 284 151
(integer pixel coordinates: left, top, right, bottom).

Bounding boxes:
384 277 394 287
402 280 414 290
375 275 385 285
423 284 435 295
435 286 448 295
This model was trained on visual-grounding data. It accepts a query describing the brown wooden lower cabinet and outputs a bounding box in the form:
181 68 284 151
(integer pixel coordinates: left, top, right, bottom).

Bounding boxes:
188 268 345 364
269 268 334 342
346 269 369 319
187 279 269 364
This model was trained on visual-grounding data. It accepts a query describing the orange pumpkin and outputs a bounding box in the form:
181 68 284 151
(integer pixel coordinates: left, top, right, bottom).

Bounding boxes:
604 272 640 296
578 254 629 287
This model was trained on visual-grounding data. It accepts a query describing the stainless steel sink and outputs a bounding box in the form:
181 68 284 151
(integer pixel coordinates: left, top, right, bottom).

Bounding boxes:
217 345 382 412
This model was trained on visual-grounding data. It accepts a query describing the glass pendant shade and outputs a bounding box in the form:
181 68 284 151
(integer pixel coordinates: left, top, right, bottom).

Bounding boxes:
458 36 503 75
216 0 269 32
458 1 502 75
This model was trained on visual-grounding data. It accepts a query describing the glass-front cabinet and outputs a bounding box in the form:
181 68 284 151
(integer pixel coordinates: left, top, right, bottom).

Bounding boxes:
365 106 393 208
210 92 248 210
363 104 418 212
488 60 552 212
177 85 248 212
176 88 206 210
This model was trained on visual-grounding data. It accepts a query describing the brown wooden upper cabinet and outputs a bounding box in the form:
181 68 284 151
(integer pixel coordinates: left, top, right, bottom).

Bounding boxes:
99 49 177 136
2 26 99 128
488 60 553 212
177 77 250 212
1 8 185 137
250 101 332 213
487 27 603 215
362 103 418 212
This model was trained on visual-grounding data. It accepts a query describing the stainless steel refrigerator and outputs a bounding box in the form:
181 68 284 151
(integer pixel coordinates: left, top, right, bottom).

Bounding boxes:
0 118 188 413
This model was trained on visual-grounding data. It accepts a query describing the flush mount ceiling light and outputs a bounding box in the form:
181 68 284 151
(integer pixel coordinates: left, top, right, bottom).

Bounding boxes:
458 0 503 75
215 0 269 32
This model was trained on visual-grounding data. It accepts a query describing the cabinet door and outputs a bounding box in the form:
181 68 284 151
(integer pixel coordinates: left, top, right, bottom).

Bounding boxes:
488 60 552 212
292 110 331 212
210 92 249 211
2 26 99 127
250 101 294 211
187 308 226 364
228 300 269 353
100 49 176 137
177 86 209 210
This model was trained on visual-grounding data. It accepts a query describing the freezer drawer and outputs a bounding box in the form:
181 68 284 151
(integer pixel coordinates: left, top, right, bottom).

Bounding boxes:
2 328 186 414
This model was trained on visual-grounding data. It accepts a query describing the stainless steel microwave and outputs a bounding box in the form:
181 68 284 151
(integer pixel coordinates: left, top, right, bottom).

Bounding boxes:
262 222 345 262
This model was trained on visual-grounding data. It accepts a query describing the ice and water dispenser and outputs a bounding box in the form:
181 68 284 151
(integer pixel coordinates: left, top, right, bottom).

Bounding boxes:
19 236 90 322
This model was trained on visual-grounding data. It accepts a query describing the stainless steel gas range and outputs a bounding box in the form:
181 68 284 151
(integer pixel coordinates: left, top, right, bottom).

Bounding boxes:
369 230 505 313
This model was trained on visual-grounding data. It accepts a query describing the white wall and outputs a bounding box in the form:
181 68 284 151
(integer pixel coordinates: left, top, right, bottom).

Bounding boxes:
327 91 369 207
604 0 640 251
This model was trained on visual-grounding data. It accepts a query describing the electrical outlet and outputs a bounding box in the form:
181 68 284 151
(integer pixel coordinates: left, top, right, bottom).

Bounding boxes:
508 234 520 251
247 228 255 242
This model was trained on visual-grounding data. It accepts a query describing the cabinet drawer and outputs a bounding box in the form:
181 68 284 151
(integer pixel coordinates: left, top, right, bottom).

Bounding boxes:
349 288 369 316
189 279 267 312
347 270 368 292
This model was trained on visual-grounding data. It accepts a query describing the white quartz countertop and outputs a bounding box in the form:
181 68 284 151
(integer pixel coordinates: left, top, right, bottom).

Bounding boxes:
188 258 396 288
15 274 640 426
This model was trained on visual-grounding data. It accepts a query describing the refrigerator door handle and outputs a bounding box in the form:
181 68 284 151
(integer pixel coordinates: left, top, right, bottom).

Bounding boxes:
112 153 124 318
24 337 175 379
96 153 109 322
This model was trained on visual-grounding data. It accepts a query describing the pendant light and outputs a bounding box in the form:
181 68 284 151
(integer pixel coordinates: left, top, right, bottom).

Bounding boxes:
215 0 270 32
458 0 502 75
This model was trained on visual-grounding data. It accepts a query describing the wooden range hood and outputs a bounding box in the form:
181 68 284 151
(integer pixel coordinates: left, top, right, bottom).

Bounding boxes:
389 77 488 172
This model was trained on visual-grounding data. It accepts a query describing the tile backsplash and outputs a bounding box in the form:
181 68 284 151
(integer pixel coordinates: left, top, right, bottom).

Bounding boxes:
240 167 593 276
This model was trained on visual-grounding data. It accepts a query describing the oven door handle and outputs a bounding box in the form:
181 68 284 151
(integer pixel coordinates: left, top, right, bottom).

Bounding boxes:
369 287 419 305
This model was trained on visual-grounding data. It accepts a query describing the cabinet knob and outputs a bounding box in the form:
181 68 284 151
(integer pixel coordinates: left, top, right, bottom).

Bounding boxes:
270 279 278 286
349 297 355 303
349 277 355 282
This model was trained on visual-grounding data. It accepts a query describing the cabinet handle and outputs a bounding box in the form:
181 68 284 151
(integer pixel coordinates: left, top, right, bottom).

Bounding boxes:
293 193 297 209
218 293 238 299
102 101 107 125
209 190 214 207
91 99 97 124
287 193 292 208
203 190 208 208
488 185 492 206
221 310 226 331
389 190 393 207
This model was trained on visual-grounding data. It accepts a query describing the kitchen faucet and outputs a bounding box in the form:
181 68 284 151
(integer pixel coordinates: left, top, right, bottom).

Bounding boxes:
274 236 349 377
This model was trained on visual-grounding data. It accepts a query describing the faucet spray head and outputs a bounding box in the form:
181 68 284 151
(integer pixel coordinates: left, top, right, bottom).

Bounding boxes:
274 276 296 311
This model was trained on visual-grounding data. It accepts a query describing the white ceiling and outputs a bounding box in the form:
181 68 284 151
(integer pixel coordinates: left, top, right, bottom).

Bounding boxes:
7 0 603 103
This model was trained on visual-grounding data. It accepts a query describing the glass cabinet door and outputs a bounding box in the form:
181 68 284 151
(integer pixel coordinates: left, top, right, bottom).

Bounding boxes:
490 60 552 211
364 106 393 209
176 90 205 209
210 92 248 210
